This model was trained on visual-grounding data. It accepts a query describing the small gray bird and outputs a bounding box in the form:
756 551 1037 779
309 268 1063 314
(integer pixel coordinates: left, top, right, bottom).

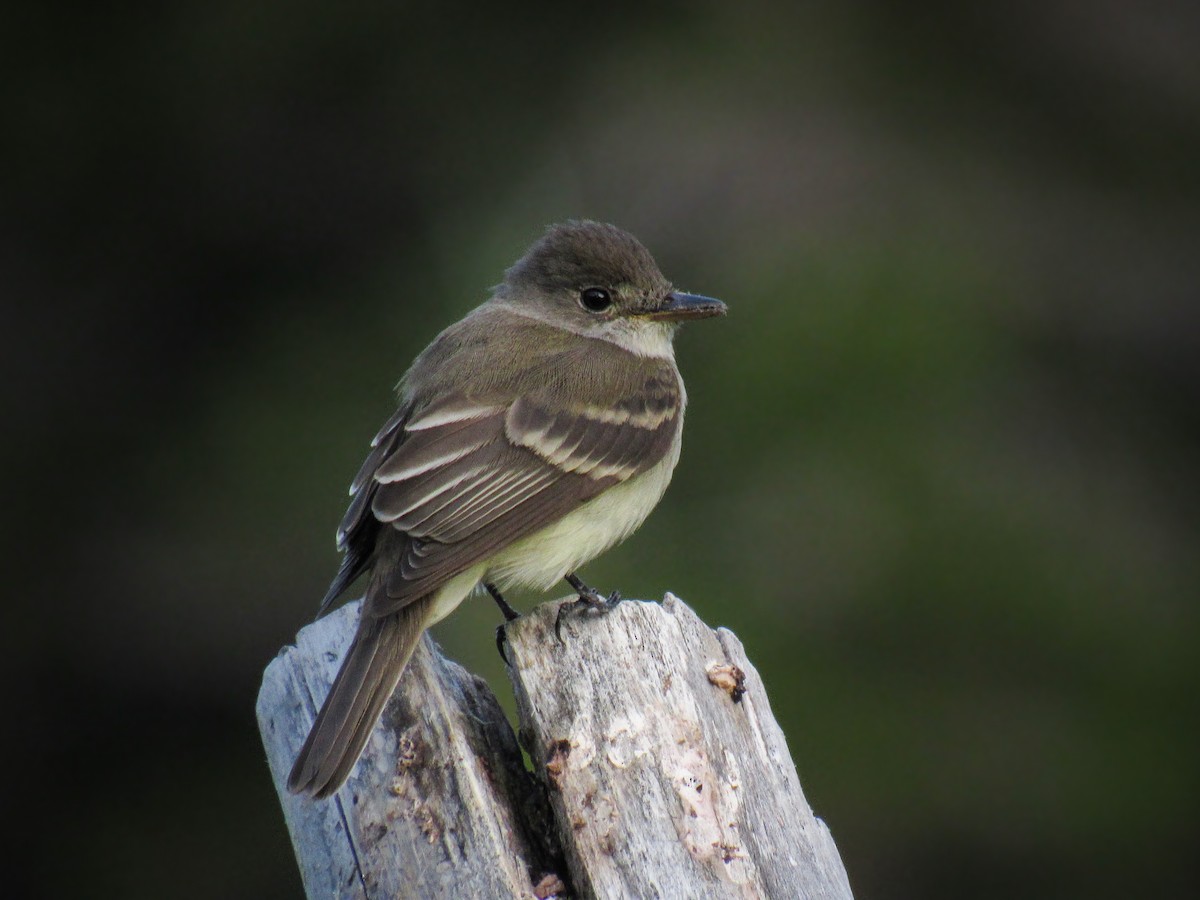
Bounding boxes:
288 221 726 798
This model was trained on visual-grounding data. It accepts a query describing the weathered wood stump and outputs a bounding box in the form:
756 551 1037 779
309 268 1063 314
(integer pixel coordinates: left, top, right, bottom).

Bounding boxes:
257 594 853 899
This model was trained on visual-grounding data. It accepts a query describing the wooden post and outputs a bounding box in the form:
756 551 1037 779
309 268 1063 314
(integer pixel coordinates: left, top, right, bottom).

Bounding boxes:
258 595 854 899
256 602 561 898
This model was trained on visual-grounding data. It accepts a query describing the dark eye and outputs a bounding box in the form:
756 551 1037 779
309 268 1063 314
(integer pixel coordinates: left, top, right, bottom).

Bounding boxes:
579 287 612 312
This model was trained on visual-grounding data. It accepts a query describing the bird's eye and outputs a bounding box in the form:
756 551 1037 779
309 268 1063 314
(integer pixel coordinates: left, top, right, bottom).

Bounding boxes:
579 287 613 312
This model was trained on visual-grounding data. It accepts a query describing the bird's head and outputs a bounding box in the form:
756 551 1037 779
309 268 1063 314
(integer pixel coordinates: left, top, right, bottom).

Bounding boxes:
496 220 726 356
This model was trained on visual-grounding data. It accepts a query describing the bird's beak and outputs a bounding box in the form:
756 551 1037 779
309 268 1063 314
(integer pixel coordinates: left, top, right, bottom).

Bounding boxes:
643 291 728 322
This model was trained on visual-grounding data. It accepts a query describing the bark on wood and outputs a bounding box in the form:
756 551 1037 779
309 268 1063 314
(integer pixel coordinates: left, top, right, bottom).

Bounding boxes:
258 595 853 900
256 601 562 899
504 594 853 900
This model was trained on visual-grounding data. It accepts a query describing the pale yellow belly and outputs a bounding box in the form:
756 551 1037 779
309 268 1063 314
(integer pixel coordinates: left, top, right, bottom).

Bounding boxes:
484 445 680 592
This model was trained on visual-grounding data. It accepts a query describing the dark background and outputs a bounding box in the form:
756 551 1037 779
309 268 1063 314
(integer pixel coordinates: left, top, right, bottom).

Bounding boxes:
6 2 1198 897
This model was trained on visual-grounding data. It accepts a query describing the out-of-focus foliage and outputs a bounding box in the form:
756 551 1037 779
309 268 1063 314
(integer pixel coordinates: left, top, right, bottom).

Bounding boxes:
5 2 1197 898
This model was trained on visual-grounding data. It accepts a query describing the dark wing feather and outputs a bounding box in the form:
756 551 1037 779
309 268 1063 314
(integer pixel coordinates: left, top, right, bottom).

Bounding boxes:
328 362 682 619
316 405 409 615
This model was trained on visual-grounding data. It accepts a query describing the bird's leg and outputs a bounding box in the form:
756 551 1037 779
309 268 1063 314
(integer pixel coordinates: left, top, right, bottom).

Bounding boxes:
485 582 521 621
555 572 623 642
486 582 520 667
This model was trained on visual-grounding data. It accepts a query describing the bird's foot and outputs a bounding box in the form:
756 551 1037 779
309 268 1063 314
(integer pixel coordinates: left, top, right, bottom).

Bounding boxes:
495 623 511 666
556 573 623 643
486 582 521 665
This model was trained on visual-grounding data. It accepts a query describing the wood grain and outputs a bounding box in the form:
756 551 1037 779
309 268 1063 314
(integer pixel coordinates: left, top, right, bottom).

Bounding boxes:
258 595 853 899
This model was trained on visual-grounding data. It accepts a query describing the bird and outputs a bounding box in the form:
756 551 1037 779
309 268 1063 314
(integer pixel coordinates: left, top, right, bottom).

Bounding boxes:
287 220 726 798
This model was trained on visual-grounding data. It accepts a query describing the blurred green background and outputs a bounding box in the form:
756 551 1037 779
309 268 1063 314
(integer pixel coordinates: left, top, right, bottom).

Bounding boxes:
6 2 1198 898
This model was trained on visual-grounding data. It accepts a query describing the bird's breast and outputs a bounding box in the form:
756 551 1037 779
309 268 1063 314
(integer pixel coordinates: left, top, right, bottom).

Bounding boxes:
484 425 683 592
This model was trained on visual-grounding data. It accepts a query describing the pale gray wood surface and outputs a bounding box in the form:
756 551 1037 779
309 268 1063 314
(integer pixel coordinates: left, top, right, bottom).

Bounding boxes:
503 594 854 900
256 601 560 899
258 595 853 900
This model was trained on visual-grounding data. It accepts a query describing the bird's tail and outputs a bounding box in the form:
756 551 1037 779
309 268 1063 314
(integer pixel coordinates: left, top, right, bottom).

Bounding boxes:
287 596 433 799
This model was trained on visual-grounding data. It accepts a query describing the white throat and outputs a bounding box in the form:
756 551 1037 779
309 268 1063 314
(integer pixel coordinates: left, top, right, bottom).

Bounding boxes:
597 318 677 359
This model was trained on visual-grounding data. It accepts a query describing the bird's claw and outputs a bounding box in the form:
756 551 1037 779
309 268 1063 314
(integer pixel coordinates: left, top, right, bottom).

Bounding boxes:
554 588 624 644
495 623 511 666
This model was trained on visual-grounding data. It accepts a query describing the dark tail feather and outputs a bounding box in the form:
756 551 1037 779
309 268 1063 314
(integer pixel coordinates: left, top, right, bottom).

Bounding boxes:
287 597 432 798
316 518 379 617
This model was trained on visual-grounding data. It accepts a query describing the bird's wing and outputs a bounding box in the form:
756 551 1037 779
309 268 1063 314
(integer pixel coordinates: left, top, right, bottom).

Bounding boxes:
355 364 681 616
316 404 410 615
